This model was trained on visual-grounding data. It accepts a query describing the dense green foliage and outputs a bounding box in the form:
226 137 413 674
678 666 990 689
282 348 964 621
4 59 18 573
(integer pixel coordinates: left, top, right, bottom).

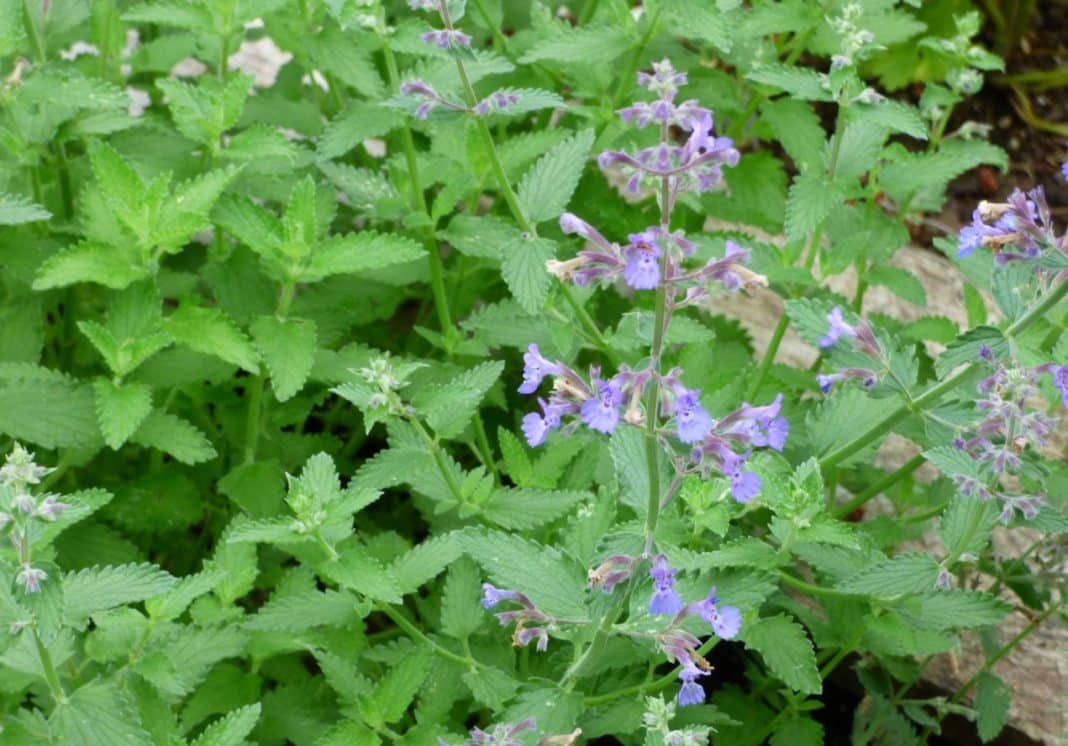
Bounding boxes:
0 1 1064 744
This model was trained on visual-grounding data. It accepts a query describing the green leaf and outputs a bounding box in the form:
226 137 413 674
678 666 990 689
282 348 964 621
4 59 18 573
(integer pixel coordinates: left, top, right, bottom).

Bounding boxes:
516 128 594 224
0 193 51 225
131 411 216 464
145 566 226 621
390 532 464 594
770 716 823 746
518 25 633 65
660 0 733 51
0 367 99 449
438 214 519 261
459 529 587 619
868 265 926 305
190 704 262 746
157 75 252 146
370 645 432 724
411 361 503 440
501 236 555 314
974 672 1011 742
250 315 318 401
497 427 534 487
93 379 153 449
321 545 403 603
904 591 1011 630
64 563 177 624
900 316 959 344
935 326 1007 377
761 99 825 171
482 488 590 530
742 614 821 694
440 557 483 641
303 232 424 281
51 680 152 746
855 100 927 139
33 241 146 290
784 170 846 241
88 142 146 234
938 495 998 560
246 588 358 631
747 64 833 101
610 426 672 515
836 553 940 597
317 101 401 159
122 1 214 32
462 667 520 711
163 305 259 373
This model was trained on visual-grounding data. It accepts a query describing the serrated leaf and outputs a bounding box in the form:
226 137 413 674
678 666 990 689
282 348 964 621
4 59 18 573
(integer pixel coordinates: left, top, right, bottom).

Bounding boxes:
497 427 534 487
660 0 733 51
856 100 927 139
191 704 262 746
836 553 940 596
440 557 483 640
411 361 503 439
51 680 152 746
303 232 424 281
93 379 153 449
462 667 520 710
64 563 177 624
516 128 594 224
610 426 672 515
131 410 216 464
0 374 99 449
742 614 821 694
868 265 925 305
157 75 252 146
250 315 317 402
439 214 520 261
938 495 998 559
163 305 259 373
122 1 214 31
761 99 825 171
974 671 1011 742
0 193 51 225
785 170 846 241
935 326 1007 377
482 488 589 530
904 591 1011 630
246 588 357 631
371 645 432 724
317 101 401 159
833 118 887 181
459 529 586 619
519 25 633 65
390 532 463 594
145 566 226 621
747 64 833 101
321 545 402 603
33 241 146 290
501 236 555 314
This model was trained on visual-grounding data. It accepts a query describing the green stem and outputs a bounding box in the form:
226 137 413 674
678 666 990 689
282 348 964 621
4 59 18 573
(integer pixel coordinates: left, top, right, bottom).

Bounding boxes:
609 10 661 109
778 571 861 598
916 603 1058 744
820 276 1068 469
380 33 455 341
470 413 498 479
21 0 46 63
378 604 479 669
33 629 68 704
831 453 926 518
244 281 295 464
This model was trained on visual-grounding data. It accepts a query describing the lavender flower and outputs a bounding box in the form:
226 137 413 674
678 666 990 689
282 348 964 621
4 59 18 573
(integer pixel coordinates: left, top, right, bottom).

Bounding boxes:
1062 144 1068 182
580 378 623 434
622 231 661 289
480 583 554 652
448 718 537 746
588 554 636 593
648 555 683 615
482 583 522 609
673 389 713 444
817 367 878 393
1052 365 1068 407
658 629 711 708
421 28 472 49
818 307 856 348
35 495 68 521
677 658 709 707
15 564 47 594
519 343 564 394
688 587 741 640
474 90 521 116
957 188 1059 264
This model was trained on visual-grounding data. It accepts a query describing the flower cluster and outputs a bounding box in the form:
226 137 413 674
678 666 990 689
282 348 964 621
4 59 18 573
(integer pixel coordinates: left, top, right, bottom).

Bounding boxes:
957 186 1064 265
597 59 740 208
950 360 1067 523
815 306 885 393
654 584 741 707
519 344 787 502
438 718 580 746
0 443 67 595
827 3 882 69
481 583 554 652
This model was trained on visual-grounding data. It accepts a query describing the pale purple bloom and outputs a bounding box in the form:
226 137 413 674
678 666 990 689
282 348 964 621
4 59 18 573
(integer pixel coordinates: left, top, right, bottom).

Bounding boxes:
580 379 622 433
459 718 537 746
622 229 662 289
514 626 549 651
691 588 741 639
730 471 761 503
482 583 521 609
521 398 570 447
674 389 713 443
35 495 68 521
15 564 47 594
677 658 708 707
421 29 471 49
819 307 856 348
519 343 562 394
589 554 635 593
13 492 35 514
1053 365 1068 407
648 554 683 615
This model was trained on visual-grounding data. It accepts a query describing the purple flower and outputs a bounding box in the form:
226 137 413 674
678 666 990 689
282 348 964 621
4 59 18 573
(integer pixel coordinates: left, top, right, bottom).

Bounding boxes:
580 378 622 433
482 583 520 609
818 307 856 348
521 398 568 447
730 470 761 503
421 29 472 49
514 626 549 652
677 659 708 707
35 495 68 521
622 232 661 289
519 343 562 394
817 373 842 393
1053 365 1068 408
648 554 683 615
691 588 741 639
674 389 713 444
